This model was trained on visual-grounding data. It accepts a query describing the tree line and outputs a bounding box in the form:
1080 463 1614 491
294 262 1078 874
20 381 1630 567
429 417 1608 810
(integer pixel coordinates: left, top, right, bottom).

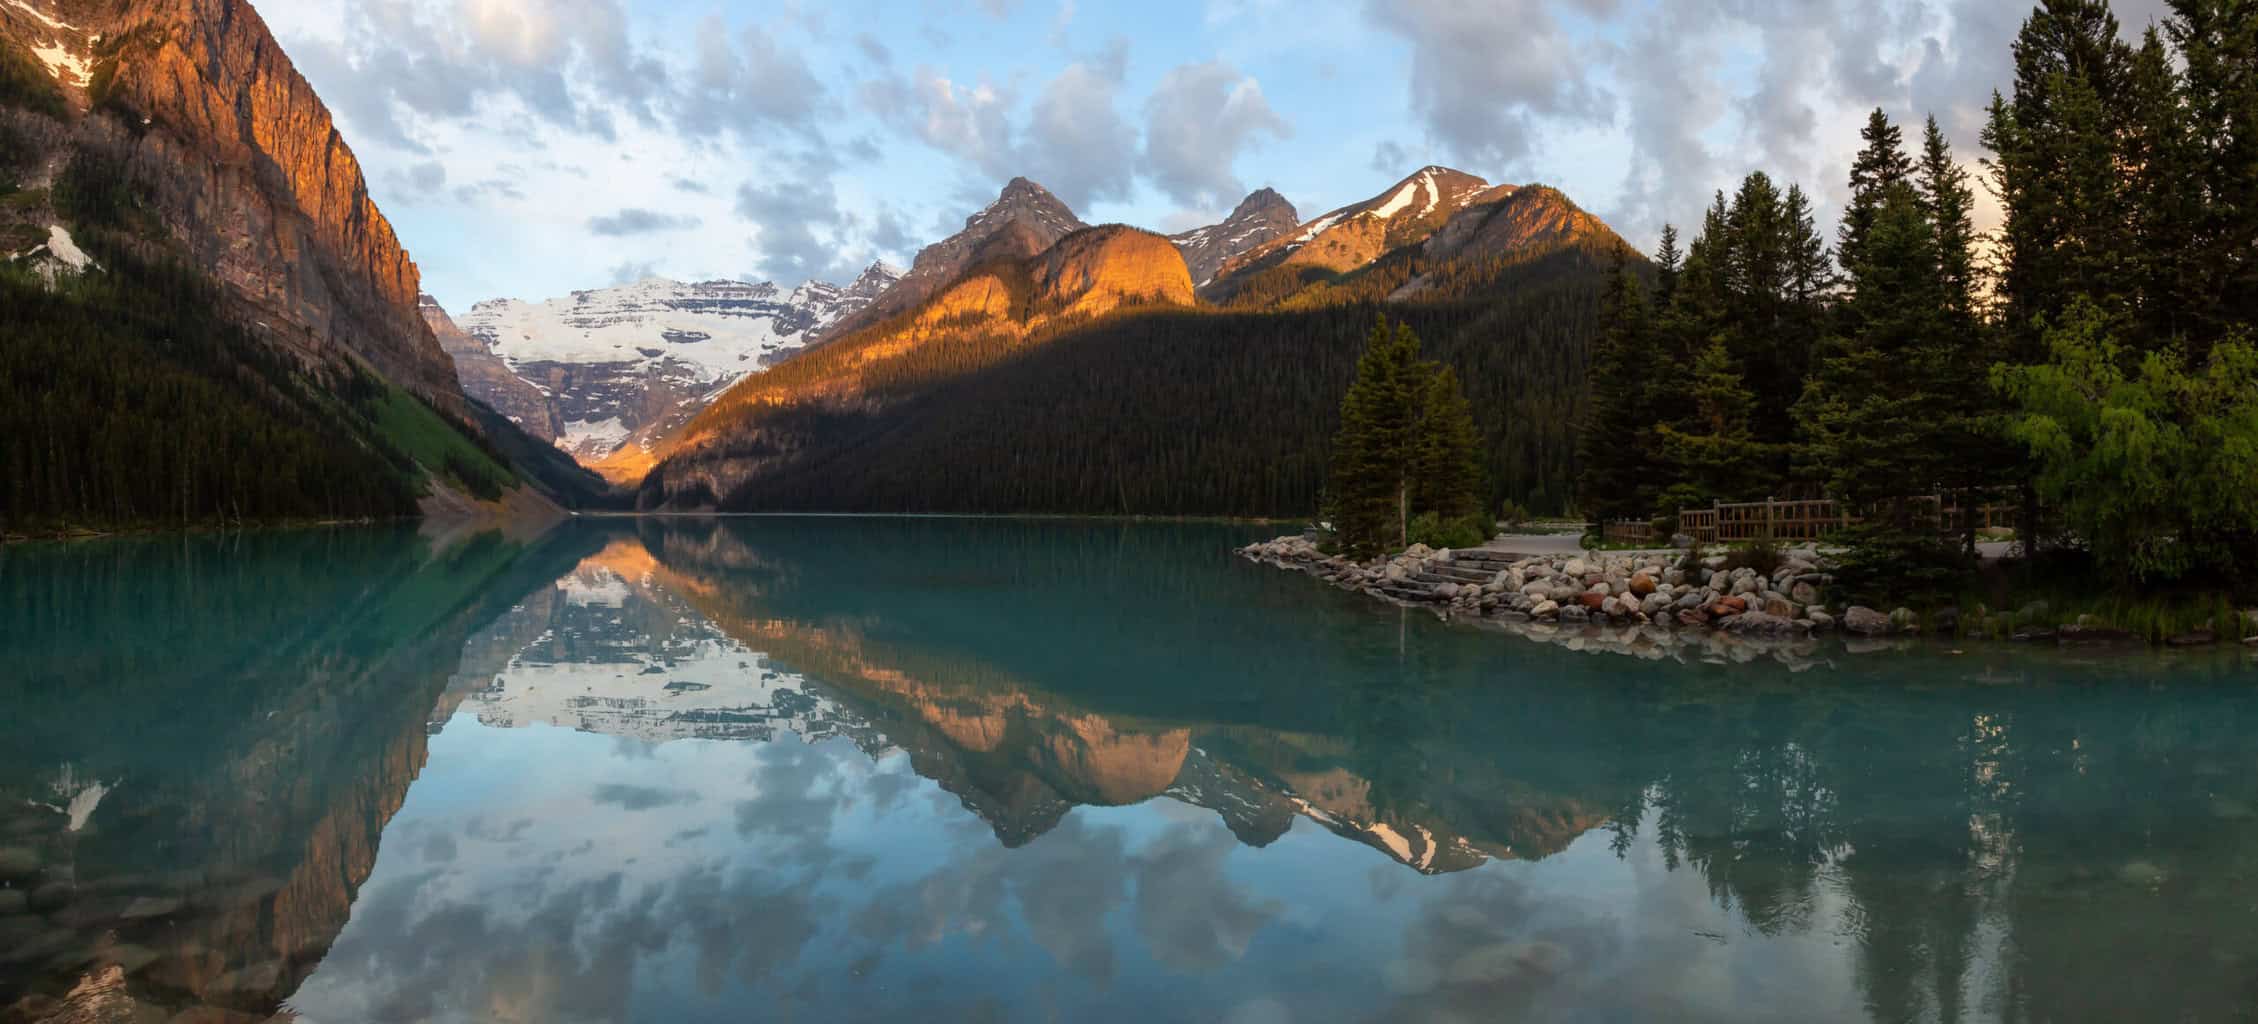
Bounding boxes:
656 243 1614 519
1579 0 2258 592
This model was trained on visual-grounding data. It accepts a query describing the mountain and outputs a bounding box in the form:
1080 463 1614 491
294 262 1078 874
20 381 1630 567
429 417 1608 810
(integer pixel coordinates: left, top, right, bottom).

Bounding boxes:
0 0 577 531
810 177 1086 346
624 165 1629 516
1167 187 1299 287
1203 166 1492 302
423 293 552 439
639 223 1195 509
442 263 900 483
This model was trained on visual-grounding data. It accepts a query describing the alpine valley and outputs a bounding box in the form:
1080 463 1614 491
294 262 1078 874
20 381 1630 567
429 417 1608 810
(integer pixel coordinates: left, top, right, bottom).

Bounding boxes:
0 0 1623 535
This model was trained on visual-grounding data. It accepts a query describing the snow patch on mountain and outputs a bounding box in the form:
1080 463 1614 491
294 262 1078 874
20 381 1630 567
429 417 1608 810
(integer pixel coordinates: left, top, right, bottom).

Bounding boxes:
450 261 901 464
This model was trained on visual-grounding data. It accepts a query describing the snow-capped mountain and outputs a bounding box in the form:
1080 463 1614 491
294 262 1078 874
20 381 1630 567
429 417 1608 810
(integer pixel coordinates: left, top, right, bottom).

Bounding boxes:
1168 188 1299 287
1205 166 1492 299
446 262 900 475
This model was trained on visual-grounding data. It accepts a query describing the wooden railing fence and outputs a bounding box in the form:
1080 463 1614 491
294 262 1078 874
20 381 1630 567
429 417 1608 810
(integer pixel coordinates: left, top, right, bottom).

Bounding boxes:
1674 496 2019 544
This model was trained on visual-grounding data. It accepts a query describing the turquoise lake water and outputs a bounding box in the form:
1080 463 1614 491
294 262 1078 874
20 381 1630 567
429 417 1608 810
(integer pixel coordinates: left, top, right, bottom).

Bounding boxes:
4 518 2258 1022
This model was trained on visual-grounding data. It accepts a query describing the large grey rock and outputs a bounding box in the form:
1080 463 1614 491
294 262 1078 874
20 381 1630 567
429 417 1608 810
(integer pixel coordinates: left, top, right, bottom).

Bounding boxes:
1724 612 1800 637
1790 581 1820 605
1843 606 1892 636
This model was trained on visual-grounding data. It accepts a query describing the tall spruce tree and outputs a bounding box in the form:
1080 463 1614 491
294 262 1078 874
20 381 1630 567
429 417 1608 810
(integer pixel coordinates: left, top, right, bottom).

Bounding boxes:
1798 184 1952 525
1839 109 1916 281
1325 318 1485 558
1413 365 1484 524
1656 340 1776 505
1328 318 1423 557
1578 243 1654 522
2166 0 2258 350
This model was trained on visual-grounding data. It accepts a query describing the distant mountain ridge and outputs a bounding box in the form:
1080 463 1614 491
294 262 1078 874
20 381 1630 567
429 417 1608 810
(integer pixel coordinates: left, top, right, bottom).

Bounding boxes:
1203 166 1494 301
434 263 899 481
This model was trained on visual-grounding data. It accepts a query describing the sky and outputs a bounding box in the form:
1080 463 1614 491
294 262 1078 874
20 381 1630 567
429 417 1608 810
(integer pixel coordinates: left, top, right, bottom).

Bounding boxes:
259 0 2179 314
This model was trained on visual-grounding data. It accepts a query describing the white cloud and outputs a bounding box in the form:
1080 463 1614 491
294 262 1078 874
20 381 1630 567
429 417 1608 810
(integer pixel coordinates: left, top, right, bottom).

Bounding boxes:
1143 61 1291 213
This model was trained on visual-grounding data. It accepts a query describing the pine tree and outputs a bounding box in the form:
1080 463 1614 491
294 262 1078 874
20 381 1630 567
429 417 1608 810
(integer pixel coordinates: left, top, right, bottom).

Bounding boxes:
2166 0 2258 350
1657 340 1776 505
1917 116 1980 324
1577 243 1653 522
1654 224 1683 308
1839 109 1915 279
1798 184 1950 524
1413 365 1484 524
1328 318 1422 557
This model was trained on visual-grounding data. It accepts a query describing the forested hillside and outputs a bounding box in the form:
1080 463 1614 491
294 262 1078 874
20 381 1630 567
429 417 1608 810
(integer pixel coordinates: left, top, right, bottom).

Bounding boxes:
644 239 1618 517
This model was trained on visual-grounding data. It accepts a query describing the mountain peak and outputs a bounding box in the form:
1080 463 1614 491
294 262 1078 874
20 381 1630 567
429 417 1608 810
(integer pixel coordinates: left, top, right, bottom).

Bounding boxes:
1170 188 1303 287
815 180 1088 345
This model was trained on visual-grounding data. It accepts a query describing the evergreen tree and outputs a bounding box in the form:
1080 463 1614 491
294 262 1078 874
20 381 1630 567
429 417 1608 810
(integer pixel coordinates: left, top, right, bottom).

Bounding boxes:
1798 184 1951 525
2166 0 2258 351
1413 365 1484 525
1839 109 1915 279
1578 243 1653 522
1916 116 1980 324
1654 224 1683 308
1327 317 1424 557
1326 318 1491 557
1656 340 1777 504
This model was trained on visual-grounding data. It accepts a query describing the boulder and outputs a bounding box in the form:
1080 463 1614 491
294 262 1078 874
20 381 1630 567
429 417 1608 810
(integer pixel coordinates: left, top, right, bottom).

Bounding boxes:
1808 610 1836 631
1843 606 1891 636
1677 608 1711 627
1790 581 1820 605
1724 612 1800 637
1762 597 1800 619
1435 583 1462 600
1890 608 1919 632
1531 600 1560 619
1563 558 1591 576
1560 605 1590 624
1578 592 1608 611
1630 574 1658 596
1589 581 1613 596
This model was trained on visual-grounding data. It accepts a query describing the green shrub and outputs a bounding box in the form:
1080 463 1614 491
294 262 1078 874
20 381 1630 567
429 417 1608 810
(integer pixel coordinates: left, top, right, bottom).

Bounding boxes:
1721 538 1786 577
1410 512 1491 551
1830 525 1974 608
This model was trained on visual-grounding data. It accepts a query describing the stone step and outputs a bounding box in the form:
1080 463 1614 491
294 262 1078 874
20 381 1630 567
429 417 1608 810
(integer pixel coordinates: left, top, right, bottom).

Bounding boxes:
1429 566 1498 583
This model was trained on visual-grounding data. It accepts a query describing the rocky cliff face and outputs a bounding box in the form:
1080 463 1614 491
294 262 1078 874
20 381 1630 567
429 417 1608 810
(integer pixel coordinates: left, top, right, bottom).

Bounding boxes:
1204 166 1491 301
1168 187 1298 286
1393 185 1623 299
442 262 901 482
0 0 466 413
812 177 1086 345
422 294 553 440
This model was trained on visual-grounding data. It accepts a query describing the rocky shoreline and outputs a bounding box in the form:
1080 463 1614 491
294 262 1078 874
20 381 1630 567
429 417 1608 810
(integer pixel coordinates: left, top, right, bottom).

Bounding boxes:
1239 535 2258 661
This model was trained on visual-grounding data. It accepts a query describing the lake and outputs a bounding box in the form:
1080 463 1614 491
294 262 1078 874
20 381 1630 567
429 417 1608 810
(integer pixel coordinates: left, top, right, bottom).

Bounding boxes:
4 518 2258 1022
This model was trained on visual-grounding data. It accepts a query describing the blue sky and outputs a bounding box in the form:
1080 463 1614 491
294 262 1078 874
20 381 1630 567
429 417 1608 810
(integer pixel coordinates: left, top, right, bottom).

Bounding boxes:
260 0 2175 313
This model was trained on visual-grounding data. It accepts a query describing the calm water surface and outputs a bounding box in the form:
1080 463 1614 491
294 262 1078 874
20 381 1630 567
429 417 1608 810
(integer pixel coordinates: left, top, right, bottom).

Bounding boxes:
5 518 2258 1023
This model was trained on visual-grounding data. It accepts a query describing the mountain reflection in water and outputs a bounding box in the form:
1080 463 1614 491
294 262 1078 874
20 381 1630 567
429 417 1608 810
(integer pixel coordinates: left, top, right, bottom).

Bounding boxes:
5 518 2258 1023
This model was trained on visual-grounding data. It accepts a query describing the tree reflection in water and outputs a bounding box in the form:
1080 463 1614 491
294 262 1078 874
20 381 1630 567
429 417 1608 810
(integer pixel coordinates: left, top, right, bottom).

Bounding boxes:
4 517 2256 1022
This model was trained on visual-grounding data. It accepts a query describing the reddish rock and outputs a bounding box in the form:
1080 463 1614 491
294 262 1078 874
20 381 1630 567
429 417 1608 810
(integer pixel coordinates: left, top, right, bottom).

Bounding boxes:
1578 592 1608 611
1629 574 1657 596
1677 608 1711 627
